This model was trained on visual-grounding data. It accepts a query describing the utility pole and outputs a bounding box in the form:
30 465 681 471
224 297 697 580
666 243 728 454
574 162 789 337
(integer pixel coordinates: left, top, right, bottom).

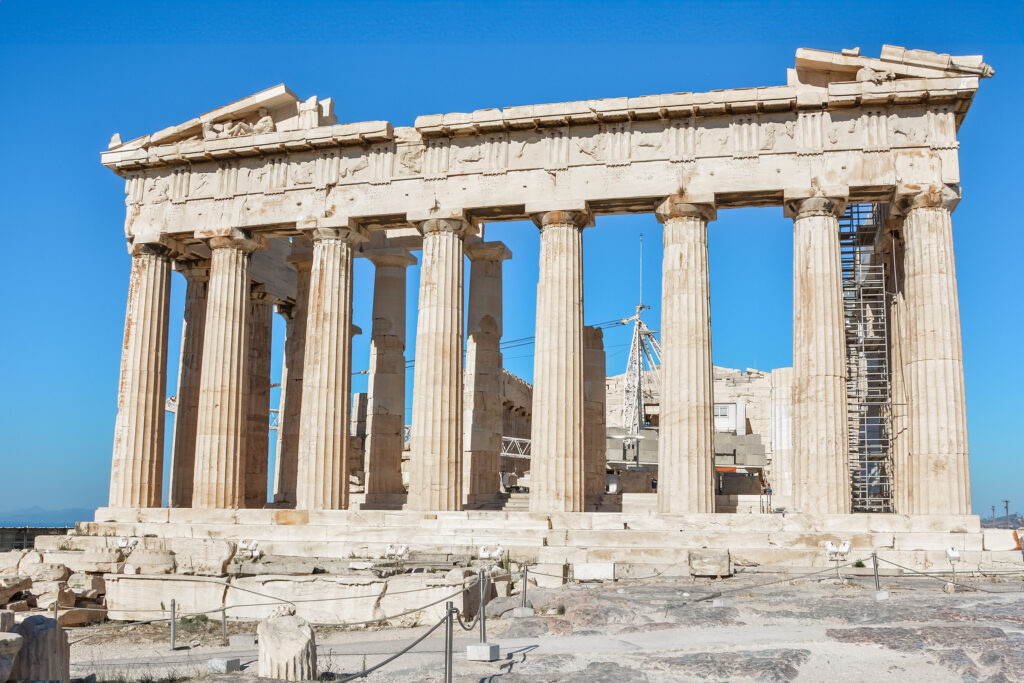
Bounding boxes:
1004 499 1011 530
992 505 997 526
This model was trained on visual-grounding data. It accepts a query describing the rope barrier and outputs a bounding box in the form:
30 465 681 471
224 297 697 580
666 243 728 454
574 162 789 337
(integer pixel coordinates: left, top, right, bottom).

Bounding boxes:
874 556 1007 594
67 575 483 645
337 612 450 682
685 558 871 603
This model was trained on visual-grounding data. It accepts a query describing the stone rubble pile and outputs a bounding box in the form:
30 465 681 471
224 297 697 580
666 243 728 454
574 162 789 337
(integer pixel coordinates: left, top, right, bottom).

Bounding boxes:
0 550 108 627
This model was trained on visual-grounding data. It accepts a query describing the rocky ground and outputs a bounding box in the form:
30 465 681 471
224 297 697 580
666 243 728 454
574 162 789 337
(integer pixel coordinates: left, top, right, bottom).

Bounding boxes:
68 571 1024 682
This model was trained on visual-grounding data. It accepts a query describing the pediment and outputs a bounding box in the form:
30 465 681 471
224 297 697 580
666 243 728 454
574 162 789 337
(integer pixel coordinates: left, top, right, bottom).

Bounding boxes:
108 84 337 151
791 45 993 88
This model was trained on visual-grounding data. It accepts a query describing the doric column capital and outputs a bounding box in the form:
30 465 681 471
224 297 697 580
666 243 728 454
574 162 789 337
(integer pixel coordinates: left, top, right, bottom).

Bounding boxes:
784 196 847 220
655 195 716 223
207 232 267 253
275 301 295 320
128 236 180 258
250 283 271 303
893 183 960 215
365 247 417 269
299 225 368 244
173 257 210 282
530 209 593 231
466 241 512 262
416 218 474 237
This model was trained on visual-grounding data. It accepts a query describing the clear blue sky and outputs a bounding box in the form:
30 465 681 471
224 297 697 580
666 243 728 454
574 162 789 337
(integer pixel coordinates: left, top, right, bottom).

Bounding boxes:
1 1 1020 517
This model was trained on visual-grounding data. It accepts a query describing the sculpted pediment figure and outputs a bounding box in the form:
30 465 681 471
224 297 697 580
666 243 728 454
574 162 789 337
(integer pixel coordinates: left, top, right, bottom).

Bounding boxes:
109 84 336 151
790 45 993 88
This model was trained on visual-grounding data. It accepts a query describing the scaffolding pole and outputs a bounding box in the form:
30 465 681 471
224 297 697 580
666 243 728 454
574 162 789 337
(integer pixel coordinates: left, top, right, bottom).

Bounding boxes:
839 203 894 513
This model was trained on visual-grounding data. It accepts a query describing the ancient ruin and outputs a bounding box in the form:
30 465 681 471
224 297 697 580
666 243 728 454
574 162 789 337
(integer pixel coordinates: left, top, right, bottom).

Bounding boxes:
46 44 1019 604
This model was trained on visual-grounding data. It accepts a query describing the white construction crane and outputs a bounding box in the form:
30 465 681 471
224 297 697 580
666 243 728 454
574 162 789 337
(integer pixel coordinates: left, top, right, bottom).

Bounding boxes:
619 233 662 437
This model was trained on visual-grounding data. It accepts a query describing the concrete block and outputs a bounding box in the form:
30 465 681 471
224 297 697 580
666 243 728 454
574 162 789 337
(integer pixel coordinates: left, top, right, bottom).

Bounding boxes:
229 633 257 647
530 564 567 588
466 642 500 661
573 562 615 582
711 597 733 607
689 550 732 577
873 591 889 601
511 606 535 618
207 657 241 673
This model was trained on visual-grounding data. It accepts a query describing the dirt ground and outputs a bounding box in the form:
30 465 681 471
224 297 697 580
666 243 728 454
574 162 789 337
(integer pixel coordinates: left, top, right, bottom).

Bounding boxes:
68 570 1024 682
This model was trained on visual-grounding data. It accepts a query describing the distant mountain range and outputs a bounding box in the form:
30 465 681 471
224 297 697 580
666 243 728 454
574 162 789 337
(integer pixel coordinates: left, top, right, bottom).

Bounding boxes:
0 506 95 527
981 512 1023 529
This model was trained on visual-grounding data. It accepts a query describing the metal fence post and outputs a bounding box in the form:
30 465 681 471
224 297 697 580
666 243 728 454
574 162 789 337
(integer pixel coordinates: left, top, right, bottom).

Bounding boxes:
221 607 228 646
522 566 528 607
444 601 454 683
479 569 487 644
170 599 176 650
872 552 880 591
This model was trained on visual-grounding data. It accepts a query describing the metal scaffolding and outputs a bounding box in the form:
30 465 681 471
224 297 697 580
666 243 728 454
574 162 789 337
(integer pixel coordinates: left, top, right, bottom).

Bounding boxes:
839 203 893 512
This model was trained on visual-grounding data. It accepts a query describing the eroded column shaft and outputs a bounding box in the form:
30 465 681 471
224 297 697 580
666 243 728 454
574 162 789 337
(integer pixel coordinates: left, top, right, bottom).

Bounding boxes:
791 197 850 515
273 238 312 506
656 199 715 514
583 325 607 506
530 210 587 513
463 243 510 506
364 249 414 502
901 190 970 515
296 229 362 510
408 219 468 511
193 235 261 509
168 259 209 508
887 234 911 514
244 287 273 508
109 243 172 508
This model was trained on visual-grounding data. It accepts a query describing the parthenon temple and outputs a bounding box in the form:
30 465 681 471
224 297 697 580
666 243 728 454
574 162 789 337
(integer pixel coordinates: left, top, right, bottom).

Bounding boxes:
79 45 1013 578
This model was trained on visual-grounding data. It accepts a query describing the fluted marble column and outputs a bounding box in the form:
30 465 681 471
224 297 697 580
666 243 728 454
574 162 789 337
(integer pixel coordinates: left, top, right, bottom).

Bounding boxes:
295 227 365 510
886 232 911 514
109 241 172 508
899 185 970 515
656 197 716 515
363 248 415 507
168 258 209 508
789 196 850 515
529 209 588 513
408 218 471 511
192 233 264 509
244 285 273 508
273 237 312 506
583 325 607 506
463 242 511 507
